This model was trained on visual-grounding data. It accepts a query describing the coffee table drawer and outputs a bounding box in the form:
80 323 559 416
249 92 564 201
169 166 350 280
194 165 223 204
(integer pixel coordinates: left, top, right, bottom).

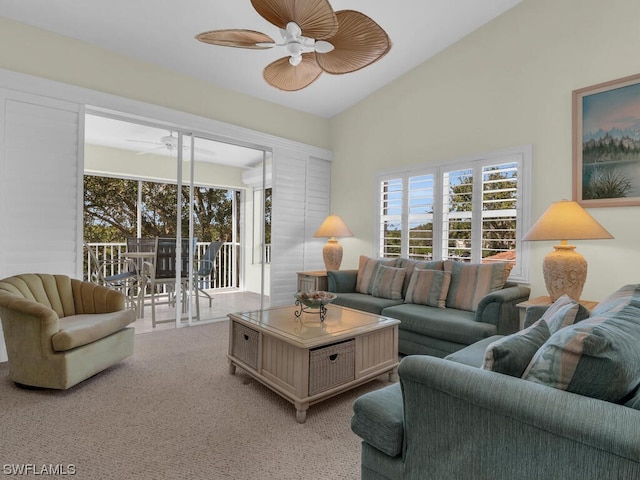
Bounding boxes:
309 340 355 396
231 322 259 369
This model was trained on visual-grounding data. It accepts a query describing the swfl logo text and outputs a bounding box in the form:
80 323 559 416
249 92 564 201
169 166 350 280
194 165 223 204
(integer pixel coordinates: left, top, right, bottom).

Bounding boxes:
3 464 76 476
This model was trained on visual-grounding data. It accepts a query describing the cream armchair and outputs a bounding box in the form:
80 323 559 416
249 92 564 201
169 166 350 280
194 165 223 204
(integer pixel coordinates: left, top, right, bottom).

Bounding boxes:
0 273 135 389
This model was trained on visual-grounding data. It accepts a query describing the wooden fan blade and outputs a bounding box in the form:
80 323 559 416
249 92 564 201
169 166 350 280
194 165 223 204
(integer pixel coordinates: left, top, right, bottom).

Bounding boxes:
315 10 391 75
195 29 275 49
263 54 323 91
251 0 338 40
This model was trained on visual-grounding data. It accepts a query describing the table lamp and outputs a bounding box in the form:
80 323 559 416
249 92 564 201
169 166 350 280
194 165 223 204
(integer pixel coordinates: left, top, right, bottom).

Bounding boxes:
522 199 613 301
313 215 353 271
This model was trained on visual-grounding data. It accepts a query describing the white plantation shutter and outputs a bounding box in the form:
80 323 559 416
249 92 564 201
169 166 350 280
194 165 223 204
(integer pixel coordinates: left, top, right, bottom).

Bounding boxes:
442 168 474 260
304 157 331 270
378 176 403 258
481 161 518 262
0 90 82 278
376 146 530 282
0 90 82 362
408 174 435 260
270 150 331 306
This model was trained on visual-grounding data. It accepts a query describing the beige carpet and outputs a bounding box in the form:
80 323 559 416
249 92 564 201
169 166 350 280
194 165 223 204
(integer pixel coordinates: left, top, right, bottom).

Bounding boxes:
0 321 394 479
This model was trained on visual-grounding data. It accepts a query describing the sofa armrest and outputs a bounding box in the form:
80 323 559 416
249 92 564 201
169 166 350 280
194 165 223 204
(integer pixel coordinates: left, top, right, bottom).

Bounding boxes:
474 285 530 334
398 355 640 479
327 270 358 293
351 383 404 457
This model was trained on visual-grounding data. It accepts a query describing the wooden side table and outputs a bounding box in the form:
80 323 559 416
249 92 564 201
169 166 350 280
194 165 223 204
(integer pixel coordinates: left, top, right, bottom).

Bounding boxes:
296 271 328 292
516 296 598 330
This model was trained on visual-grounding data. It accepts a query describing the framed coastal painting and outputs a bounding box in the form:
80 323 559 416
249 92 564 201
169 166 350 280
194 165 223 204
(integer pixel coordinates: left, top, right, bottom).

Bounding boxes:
572 73 640 207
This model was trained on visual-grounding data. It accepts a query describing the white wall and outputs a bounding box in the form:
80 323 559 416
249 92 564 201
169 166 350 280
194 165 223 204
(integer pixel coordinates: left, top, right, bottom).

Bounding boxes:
0 16 331 152
329 0 640 301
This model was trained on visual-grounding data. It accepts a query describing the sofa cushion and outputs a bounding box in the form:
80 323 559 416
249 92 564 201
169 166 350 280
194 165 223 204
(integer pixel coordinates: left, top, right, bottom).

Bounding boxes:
351 383 404 457
444 261 511 311
356 256 395 294
370 265 406 300
393 259 443 298
404 268 451 308
333 293 403 315
51 310 135 352
382 303 497 345
543 295 581 334
482 319 550 377
523 284 640 403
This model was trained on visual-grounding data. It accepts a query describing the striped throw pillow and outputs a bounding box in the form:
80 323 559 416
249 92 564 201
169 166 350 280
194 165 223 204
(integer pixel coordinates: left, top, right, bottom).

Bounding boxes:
541 295 581 334
370 265 406 300
523 285 640 402
355 256 395 294
404 269 451 308
444 260 510 311
394 259 444 298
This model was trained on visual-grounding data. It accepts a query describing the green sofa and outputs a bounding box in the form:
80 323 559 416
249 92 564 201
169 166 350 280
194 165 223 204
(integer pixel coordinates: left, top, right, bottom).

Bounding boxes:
351 284 640 479
327 258 530 357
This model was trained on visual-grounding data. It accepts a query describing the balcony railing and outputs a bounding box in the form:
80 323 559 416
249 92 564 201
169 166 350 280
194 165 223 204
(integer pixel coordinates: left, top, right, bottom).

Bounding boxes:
85 242 238 290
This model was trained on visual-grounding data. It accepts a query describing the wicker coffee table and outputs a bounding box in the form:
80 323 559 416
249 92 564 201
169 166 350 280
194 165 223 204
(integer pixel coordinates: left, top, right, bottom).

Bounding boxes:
227 304 399 423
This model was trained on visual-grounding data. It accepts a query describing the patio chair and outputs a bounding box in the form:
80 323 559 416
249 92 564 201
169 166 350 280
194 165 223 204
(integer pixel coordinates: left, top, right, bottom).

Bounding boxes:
147 237 195 327
84 243 138 310
194 241 223 309
124 236 159 318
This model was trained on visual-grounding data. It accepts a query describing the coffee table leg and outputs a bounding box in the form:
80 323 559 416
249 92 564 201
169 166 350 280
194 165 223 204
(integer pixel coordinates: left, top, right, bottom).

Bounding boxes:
295 402 309 424
228 360 236 375
389 367 398 383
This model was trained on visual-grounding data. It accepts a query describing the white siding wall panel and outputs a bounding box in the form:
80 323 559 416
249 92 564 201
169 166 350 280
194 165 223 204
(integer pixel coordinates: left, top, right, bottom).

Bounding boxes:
0 91 82 362
304 157 331 271
0 92 81 278
270 148 307 306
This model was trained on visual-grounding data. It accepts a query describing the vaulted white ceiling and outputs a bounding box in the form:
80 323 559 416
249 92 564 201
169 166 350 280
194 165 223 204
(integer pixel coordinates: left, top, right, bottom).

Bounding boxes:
0 0 523 119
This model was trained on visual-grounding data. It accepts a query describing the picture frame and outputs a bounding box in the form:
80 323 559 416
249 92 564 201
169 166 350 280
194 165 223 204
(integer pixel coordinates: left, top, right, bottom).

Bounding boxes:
572 73 640 207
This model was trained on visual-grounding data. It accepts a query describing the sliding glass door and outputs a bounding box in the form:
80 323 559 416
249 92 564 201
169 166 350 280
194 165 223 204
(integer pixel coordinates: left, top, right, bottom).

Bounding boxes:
84 113 269 329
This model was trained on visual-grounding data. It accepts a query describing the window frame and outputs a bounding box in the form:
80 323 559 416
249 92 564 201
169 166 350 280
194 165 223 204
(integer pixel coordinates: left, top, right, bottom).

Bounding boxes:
374 145 532 283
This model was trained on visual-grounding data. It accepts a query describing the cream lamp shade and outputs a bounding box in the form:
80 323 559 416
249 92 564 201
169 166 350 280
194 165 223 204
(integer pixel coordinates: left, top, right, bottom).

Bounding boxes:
313 215 354 271
522 199 613 301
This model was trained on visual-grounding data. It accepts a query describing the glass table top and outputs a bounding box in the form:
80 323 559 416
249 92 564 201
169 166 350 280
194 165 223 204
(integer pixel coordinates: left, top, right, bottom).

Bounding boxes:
230 304 398 347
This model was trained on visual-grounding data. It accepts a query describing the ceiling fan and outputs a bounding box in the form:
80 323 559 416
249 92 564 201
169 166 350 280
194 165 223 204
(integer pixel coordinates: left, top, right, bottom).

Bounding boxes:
127 132 216 158
195 0 391 91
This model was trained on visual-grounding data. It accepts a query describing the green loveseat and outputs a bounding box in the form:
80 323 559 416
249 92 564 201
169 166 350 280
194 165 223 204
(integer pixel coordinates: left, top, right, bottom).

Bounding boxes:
328 258 530 357
351 284 640 479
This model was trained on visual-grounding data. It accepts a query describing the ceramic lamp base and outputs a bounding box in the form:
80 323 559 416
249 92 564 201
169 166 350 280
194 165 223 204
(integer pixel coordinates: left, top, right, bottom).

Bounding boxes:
543 244 587 301
322 239 343 271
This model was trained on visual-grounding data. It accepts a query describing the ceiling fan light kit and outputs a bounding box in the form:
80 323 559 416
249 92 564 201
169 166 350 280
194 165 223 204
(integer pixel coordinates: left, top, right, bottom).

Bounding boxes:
196 0 391 91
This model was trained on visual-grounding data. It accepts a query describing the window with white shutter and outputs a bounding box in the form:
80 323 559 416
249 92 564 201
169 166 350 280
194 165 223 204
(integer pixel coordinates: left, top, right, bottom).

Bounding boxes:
375 146 531 282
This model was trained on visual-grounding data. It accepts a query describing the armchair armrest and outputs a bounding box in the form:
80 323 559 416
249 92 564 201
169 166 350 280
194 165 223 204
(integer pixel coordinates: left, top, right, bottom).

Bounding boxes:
327 270 358 293
474 285 530 334
398 355 640 478
0 292 60 356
